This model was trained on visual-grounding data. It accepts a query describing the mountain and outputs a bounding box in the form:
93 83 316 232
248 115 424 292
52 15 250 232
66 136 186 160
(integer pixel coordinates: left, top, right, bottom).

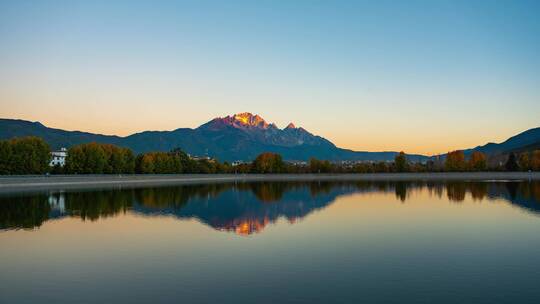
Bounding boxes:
465 127 540 155
199 113 335 147
0 119 124 148
0 113 428 162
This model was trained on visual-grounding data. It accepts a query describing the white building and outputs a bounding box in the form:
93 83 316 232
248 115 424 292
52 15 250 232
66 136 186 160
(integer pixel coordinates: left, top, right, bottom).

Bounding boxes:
50 147 67 167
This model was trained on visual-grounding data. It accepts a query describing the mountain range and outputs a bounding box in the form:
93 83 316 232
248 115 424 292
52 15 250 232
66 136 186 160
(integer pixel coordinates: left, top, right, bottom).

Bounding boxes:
0 113 539 162
0 113 428 162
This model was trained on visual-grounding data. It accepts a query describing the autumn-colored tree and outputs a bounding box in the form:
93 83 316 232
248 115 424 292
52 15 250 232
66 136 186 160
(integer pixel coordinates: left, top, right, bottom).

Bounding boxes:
101 144 135 174
394 151 408 172
518 153 530 171
531 150 540 171
135 151 183 174
136 153 155 173
445 150 466 171
468 151 487 171
252 152 284 173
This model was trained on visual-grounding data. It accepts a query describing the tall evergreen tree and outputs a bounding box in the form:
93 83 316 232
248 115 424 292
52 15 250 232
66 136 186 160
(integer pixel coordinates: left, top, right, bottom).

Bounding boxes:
394 151 408 172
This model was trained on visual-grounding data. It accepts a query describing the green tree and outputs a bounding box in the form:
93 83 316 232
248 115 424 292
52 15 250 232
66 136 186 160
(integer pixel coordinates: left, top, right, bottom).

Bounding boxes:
65 145 84 173
309 158 332 173
7 137 50 174
122 148 136 173
83 143 107 173
66 143 136 174
153 152 171 173
0 140 13 174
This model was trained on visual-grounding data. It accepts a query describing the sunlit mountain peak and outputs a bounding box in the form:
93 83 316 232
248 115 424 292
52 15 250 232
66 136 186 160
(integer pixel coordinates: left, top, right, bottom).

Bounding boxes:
285 122 296 129
232 112 267 127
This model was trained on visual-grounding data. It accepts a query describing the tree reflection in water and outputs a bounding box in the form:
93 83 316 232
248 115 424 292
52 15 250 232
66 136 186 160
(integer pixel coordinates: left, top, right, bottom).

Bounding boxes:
1 181 540 233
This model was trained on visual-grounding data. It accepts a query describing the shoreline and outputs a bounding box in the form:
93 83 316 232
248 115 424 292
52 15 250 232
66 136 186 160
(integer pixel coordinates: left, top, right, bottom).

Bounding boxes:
0 172 539 194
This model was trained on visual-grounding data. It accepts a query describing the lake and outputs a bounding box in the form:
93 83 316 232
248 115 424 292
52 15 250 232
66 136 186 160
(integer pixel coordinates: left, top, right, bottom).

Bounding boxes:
1 180 540 303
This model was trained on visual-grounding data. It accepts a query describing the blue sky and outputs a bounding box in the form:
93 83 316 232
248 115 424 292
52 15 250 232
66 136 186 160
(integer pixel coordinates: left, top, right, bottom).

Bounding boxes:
1 0 539 154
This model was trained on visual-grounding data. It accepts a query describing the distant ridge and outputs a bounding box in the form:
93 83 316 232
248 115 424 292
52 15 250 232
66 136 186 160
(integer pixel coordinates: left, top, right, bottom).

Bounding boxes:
464 127 540 155
0 114 427 162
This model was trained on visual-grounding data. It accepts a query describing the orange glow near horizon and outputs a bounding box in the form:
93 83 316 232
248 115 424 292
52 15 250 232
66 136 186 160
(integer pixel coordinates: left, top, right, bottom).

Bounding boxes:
2 111 533 156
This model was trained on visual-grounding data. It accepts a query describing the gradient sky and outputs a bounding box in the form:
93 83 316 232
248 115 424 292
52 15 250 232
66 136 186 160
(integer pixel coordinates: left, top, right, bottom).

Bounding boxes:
1 0 539 155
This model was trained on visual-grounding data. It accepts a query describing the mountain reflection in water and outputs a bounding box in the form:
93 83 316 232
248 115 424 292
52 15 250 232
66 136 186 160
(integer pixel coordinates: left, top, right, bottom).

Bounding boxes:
1 181 540 234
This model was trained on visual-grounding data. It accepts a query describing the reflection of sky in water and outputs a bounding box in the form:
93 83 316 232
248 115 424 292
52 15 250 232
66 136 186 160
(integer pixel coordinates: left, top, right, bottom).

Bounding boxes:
1 181 540 303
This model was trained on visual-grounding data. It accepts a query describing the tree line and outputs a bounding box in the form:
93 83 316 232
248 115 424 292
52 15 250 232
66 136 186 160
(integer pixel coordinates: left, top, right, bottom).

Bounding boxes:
65 145 228 174
0 137 51 174
1 137 540 174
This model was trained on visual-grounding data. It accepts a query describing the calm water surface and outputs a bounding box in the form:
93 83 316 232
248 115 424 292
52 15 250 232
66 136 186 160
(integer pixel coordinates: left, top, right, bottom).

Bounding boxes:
1 180 540 303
